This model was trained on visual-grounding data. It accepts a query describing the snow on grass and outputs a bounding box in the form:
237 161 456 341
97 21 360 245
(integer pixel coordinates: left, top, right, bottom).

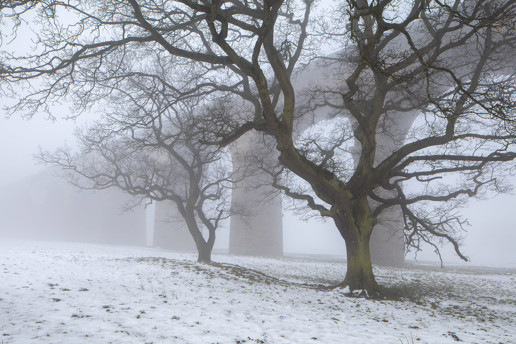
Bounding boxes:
0 239 515 343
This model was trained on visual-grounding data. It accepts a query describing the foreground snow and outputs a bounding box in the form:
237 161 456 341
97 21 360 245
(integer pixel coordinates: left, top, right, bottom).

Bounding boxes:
1 240 514 343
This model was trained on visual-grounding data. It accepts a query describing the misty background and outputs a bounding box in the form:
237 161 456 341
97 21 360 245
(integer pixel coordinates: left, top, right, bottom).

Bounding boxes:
0 0 514 271
0 110 515 268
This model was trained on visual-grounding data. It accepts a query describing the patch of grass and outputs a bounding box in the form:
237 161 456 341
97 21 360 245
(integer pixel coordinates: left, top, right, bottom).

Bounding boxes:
235 337 265 344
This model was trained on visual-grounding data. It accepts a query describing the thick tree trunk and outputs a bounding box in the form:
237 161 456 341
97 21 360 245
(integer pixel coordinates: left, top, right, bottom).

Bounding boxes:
334 198 380 296
342 233 379 295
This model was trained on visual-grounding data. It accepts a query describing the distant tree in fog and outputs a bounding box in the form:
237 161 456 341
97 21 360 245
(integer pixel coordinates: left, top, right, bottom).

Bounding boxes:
40 73 237 263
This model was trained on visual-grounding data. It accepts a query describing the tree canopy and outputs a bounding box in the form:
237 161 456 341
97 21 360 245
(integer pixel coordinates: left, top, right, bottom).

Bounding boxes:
39 70 236 263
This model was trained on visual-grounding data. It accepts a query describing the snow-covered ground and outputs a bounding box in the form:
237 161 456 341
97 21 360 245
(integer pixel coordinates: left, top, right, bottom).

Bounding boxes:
1 240 514 343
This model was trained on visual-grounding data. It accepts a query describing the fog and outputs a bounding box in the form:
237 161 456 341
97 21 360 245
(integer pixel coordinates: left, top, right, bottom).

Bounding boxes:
0 113 515 268
0 0 514 272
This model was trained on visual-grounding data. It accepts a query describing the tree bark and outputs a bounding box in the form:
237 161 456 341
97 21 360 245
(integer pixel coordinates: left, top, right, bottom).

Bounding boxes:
342 232 379 295
334 198 380 296
184 212 214 263
196 229 216 263
196 243 212 263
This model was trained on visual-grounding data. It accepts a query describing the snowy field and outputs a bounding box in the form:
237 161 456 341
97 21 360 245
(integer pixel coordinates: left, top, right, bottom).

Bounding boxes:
1 240 515 344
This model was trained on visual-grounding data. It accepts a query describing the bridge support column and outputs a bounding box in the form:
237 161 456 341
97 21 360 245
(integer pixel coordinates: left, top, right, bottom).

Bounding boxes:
229 132 283 257
370 207 405 266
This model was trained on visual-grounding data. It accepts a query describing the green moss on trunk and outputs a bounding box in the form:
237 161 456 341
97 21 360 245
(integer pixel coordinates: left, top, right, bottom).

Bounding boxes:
334 197 380 296
343 233 379 296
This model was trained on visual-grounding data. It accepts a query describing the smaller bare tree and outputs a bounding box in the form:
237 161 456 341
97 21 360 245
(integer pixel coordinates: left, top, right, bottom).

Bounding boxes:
40 79 236 263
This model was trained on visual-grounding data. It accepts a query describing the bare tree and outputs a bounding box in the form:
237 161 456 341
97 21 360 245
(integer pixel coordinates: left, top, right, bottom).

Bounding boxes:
40 74 235 263
266 0 516 293
2 0 516 295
